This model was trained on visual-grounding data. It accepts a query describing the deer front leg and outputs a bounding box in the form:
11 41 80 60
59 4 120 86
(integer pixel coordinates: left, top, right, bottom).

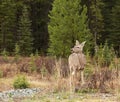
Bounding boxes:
69 67 72 94
70 67 75 93
70 68 76 93
72 69 78 92
81 70 85 85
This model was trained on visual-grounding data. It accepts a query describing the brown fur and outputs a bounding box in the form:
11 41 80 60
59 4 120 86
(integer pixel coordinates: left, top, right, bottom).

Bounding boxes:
68 40 86 92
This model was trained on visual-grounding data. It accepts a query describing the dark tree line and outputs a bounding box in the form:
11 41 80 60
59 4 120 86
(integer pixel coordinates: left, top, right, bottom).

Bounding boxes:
0 0 119 56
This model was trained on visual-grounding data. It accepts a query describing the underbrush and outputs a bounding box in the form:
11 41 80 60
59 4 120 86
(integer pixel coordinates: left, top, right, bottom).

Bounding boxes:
0 54 119 93
13 75 30 89
12 91 119 102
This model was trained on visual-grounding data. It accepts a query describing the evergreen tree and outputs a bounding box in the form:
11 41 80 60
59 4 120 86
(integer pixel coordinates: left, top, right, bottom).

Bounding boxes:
0 0 16 53
48 0 93 57
88 0 104 47
30 0 53 54
102 0 115 43
108 0 120 56
18 5 33 56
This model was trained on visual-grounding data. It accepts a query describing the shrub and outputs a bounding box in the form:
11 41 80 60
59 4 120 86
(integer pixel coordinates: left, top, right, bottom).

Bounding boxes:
95 42 115 67
0 70 3 78
84 65 94 79
1 49 9 62
29 54 37 73
14 43 20 62
35 49 39 58
40 63 48 78
13 75 29 89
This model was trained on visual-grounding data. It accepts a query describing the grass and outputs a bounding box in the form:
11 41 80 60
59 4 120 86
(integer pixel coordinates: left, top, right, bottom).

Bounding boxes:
0 77 119 102
0 56 119 102
0 75 54 91
16 92 118 102
0 77 13 91
0 76 118 102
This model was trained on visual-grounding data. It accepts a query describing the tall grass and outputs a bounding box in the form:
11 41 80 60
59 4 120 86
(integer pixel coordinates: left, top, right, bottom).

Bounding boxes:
89 42 119 93
0 50 119 93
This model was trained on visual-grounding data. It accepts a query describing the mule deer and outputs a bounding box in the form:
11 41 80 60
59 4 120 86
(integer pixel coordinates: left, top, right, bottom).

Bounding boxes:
68 40 86 92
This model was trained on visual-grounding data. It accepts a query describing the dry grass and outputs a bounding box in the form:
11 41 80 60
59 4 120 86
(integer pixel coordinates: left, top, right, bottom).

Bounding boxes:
0 75 55 91
27 76 54 88
22 98 117 102
0 75 119 102
21 92 119 102
0 56 119 93
0 77 13 91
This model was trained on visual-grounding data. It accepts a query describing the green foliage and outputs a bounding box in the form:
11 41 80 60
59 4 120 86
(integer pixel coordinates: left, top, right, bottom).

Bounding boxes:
18 5 33 56
40 64 48 78
29 54 37 72
48 0 93 57
95 42 115 67
88 0 104 46
0 0 119 57
102 0 120 56
84 65 94 79
0 0 16 52
30 0 52 54
89 0 104 33
14 43 20 62
35 49 39 58
1 49 9 62
108 0 120 56
13 75 29 89
0 0 52 55
0 70 3 78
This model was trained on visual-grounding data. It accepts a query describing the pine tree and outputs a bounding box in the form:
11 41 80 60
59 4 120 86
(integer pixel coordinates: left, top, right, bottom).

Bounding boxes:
0 0 16 53
102 0 115 43
30 0 53 54
108 0 120 56
18 5 33 56
48 0 93 57
88 0 104 49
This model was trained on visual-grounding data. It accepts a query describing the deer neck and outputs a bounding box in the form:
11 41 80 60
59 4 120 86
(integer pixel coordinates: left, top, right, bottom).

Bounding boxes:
74 51 82 54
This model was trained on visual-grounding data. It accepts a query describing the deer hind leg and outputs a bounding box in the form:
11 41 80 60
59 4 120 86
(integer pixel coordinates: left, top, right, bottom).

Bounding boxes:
76 70 81 87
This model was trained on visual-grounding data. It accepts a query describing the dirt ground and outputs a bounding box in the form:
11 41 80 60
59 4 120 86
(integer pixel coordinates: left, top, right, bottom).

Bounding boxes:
0 76 119 102
20 91 120 102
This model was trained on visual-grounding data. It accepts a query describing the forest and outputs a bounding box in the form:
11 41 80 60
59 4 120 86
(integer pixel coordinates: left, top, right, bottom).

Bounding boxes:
0 0 120 101
0 0 119 57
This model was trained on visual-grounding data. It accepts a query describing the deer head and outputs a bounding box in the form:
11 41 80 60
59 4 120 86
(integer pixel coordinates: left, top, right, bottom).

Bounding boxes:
71 40 86 53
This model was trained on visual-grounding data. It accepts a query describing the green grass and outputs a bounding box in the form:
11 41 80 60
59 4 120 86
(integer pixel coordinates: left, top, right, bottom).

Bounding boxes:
9 92 118 102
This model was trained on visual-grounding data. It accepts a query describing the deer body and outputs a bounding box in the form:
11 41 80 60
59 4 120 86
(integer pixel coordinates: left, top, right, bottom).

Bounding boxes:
68 40 86 92
69 53 86 71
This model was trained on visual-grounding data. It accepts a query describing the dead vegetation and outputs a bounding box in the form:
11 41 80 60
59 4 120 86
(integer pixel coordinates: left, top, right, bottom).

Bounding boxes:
0 56 120 94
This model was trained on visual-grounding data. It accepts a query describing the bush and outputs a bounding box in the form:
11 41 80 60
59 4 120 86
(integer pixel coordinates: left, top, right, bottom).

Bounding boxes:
13 75 29 89
40 63 48 78
1 49 9 62
29 54 37 73
95 42 115 67
14 43 20 62
0 70 3 78
35 49 39 58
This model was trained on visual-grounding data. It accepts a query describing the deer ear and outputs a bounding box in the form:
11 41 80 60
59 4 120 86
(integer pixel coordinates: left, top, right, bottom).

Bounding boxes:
81 41 86 47
75 40 80 46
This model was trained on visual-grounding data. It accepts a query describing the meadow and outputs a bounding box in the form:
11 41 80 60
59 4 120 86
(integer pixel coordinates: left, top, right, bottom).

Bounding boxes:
0 53 120 102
